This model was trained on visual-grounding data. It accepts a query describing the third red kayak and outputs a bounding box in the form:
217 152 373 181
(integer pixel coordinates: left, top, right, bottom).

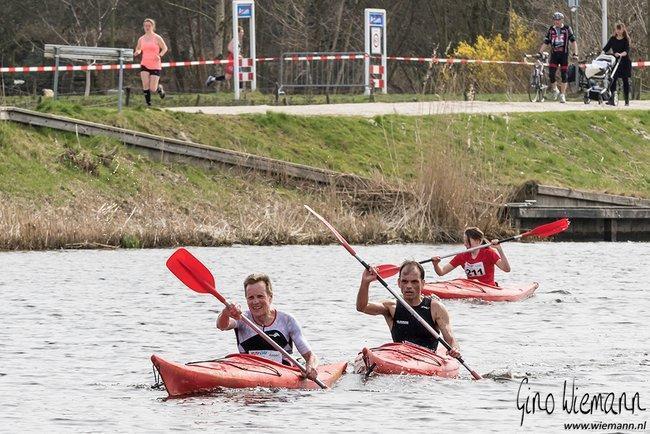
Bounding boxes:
152 353 347 397
354 342 459 377
422 279 538 302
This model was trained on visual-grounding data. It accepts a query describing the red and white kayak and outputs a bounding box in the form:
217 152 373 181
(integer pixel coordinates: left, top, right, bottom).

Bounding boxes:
354 342 459 377
423 279 538 302
152 353 347 397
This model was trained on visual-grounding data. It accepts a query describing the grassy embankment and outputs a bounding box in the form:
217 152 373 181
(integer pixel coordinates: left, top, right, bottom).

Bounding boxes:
0 100 648 250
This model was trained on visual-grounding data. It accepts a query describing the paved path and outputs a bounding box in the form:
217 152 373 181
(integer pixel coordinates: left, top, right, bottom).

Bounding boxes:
168 100 649 117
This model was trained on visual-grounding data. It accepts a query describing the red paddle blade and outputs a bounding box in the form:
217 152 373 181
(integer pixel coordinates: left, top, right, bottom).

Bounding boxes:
376 264 400 279
166 248 216 295
522 218 570 238
304 205 357 256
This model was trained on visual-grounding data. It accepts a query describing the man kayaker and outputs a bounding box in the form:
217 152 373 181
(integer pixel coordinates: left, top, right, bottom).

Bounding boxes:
356 261 462 358
217 273 319 381
431 226 511 287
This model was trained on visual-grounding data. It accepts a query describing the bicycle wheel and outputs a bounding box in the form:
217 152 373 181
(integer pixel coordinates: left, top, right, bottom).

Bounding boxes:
538 74 549 102
528 73 539 102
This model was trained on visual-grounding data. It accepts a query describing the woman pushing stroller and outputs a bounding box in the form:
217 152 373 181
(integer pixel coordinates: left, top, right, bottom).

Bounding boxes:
602 23 632 106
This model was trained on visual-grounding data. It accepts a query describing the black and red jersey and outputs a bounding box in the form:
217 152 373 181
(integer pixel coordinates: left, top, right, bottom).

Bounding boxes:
544 25 576 53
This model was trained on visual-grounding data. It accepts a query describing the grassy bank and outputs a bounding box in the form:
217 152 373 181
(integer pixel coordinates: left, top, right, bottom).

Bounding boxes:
34 100 650 195
0 101 648 249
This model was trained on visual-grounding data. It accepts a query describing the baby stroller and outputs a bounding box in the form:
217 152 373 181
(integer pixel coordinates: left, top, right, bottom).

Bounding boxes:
583 54 621 104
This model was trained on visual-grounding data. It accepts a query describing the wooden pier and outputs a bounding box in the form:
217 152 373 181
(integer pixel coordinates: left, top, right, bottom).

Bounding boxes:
503 182 650 241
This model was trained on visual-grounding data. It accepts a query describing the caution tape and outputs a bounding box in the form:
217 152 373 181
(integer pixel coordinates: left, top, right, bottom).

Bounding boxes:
0 55 646 74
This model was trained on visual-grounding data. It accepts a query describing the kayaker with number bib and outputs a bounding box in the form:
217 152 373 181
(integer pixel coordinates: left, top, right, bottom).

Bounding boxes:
216 273 319 381
431 227 511 287
356 261 462 358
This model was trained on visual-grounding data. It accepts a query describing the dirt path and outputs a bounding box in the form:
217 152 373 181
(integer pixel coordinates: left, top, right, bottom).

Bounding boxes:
168 100 650 117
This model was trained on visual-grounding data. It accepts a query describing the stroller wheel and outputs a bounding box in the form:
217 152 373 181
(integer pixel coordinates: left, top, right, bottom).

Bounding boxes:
583 95 590 104
597 94 604 104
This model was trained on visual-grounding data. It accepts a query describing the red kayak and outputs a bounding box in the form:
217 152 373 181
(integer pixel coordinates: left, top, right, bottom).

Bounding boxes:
423 279 538 302
354 342 459 377
151 353 347 397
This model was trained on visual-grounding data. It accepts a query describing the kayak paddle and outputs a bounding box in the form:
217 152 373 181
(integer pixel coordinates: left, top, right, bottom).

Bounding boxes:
375 218 571 279
304 205 482 380
166 247 328 389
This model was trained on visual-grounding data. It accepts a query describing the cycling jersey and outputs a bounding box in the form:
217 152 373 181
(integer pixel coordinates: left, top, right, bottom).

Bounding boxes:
544 25 576 53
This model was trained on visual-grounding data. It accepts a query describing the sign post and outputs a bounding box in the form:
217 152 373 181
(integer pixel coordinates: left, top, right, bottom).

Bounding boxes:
364 8 387 95
567 0 580 90
232 0 256 100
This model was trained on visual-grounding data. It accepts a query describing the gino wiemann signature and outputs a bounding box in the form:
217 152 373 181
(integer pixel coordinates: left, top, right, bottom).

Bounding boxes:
516 378 646 426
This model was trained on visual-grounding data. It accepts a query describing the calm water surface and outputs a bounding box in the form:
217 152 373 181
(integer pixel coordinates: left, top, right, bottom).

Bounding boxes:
1 242 648 432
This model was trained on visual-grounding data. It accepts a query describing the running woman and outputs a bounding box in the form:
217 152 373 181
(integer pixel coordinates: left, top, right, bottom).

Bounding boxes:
216 273 319 381
431 227 511 287
134 18 168 106
538 12 579 104
206 26 244 87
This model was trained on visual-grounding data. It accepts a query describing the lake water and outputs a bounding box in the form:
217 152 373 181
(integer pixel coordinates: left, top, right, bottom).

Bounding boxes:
1 242 648 432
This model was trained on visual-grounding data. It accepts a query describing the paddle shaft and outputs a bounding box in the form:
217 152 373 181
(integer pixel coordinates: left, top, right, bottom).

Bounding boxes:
418 235 521 266
355 254 481 379
178 261 328 389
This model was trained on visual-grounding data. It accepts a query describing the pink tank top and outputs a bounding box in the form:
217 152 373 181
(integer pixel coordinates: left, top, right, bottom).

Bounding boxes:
140 36 161 69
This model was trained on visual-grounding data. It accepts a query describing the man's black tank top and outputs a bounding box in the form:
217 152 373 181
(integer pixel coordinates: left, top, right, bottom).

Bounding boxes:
390 296 439 351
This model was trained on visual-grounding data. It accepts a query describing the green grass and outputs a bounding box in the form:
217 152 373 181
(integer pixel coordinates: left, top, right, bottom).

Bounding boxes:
1 99 648 219
21 99 650 197
0 117 296 213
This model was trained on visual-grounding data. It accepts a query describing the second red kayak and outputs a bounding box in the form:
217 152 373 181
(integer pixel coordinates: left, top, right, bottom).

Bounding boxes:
422 279 539 302
152 353 347 397
354 342 459 377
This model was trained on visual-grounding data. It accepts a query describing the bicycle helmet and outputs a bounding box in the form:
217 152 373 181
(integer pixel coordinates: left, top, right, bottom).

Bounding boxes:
553 12 564 20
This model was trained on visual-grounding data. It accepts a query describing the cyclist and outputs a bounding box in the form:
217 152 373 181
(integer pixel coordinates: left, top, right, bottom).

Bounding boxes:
538 12 579 103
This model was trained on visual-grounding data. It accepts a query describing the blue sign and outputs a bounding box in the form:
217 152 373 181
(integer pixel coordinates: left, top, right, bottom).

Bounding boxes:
369 13 384 26
237 4 252 18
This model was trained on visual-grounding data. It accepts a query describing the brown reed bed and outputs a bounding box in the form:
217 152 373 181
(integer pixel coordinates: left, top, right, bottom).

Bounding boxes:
0 166 513 251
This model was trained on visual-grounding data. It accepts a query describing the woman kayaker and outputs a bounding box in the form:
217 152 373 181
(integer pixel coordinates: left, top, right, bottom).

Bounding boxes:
356 261 462 358
217 273 319 381
431 227 511 286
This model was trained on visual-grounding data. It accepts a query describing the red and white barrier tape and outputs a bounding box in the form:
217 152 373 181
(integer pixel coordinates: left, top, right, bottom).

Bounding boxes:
386 56 647 68
1 56 646 74
385 56 528 66
281 53 367 62
0 57 272 74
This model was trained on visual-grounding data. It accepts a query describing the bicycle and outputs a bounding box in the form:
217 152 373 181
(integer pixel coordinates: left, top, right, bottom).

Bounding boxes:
524 53 549 102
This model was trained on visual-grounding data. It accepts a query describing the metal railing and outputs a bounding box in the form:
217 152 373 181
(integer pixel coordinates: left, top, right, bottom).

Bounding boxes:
278 52 367 95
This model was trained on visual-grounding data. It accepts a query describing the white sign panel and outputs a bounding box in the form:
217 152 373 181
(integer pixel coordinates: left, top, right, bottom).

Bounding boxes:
371 27 382 55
